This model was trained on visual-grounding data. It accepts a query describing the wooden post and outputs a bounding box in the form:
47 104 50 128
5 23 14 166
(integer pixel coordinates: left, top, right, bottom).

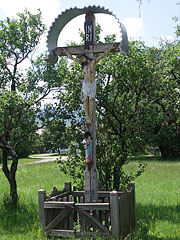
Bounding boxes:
84 12 98 203
128 182 136 230
110 191 120 239
38 189 46 229
64 181 72 192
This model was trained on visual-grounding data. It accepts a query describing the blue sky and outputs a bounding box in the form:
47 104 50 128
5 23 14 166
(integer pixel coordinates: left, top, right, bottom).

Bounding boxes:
0 0 179 51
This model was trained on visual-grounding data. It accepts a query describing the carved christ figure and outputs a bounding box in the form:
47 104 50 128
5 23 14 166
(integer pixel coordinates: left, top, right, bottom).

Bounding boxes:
63 43 117 127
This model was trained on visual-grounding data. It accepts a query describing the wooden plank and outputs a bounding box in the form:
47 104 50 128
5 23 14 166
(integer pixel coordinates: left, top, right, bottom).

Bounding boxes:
98 191 123 198
126 191 131 234
79 196 85 231
64 181 72 192
47 230 110 238
98 199 103 225
104 197 109 228
68 195 73 230
128 183 136 230
119 191 128 238
44 201 74 209
63 197 68 229
50 191 70 200
128 190 133 232
124 190 129 237
72 190 122 198
85 169 91 202
72 191 85 198
54 42 120 56
38 189 46 229
110 191 120 239
73 187 78 223
76 231 110 239
78 210 110 233
45 207 72 232
47 230 75 237
75 203 109 211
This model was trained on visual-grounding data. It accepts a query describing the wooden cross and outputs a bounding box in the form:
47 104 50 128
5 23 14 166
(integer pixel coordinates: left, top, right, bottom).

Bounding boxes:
54 12 119 202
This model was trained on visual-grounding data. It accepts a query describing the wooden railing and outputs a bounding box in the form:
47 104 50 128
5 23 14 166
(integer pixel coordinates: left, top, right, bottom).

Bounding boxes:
38 182 135 239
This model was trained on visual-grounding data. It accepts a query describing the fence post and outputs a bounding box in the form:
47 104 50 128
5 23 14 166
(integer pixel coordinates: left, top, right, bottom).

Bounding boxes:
38 189 46 229
64 181 72 192
110 190 120 239
128 182 136 230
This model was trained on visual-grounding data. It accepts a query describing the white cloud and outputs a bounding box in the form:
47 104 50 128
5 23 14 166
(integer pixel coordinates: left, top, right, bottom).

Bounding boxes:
0 0 61 27
122 17 143 40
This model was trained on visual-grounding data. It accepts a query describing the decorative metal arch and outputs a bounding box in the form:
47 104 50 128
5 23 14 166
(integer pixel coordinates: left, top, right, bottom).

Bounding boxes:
46 5 128 64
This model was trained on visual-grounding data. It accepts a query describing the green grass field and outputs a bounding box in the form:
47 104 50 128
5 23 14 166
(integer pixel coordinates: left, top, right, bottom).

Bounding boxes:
0 155 180 239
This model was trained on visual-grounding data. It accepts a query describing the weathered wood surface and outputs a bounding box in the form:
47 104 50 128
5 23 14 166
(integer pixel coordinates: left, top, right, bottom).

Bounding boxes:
38 182 136 239
75 202 109 211
54 42 120 56
47 229 75 237
47 230 110 238
38 189 46 229
44 201 74 209
45 207 72 232
110 191 120 239
78 209 110 233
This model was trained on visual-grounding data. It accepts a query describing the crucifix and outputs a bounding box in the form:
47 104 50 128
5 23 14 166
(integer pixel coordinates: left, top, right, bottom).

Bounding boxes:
55 12 118 202
47 6 128 202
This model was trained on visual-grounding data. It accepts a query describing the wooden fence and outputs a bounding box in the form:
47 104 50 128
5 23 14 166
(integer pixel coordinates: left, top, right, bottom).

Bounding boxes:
38 182 135 239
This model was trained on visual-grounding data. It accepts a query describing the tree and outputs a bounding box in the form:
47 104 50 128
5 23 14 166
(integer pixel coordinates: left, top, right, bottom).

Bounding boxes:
0 90 38 206
41 119 70 154
140 41 180 158
95 40 151 189
0 10 46 208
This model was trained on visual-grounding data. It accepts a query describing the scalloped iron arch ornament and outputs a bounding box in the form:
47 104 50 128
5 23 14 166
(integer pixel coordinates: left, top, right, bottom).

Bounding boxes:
46 5 128 64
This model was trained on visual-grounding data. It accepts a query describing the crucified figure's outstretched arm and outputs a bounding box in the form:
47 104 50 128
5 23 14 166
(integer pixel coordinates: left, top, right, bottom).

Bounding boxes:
63 48 81 64
95 43 119 63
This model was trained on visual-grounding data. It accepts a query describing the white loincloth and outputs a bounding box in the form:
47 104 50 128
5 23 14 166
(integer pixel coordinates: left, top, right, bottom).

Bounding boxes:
82 81 96 98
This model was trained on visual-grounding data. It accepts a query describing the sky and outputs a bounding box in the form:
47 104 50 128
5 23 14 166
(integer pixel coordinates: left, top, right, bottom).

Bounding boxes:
0 0 179 54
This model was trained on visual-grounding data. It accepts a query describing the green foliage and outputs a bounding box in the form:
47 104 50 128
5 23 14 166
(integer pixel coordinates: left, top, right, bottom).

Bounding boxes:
56 37 180 190
0 9 46 91
0 90 38 152
139 41 180 158
58 126 86 190
0 9 46 207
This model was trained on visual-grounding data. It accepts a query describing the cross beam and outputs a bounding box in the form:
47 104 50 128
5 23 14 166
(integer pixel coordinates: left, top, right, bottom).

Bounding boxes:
54 43 120 57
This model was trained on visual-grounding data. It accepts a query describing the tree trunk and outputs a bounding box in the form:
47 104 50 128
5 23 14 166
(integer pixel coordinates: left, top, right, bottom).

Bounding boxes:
113 140 127 190
2 147 18 208
113 165 120 190
159 145 172 159
9 173 18 207
58 148 61 155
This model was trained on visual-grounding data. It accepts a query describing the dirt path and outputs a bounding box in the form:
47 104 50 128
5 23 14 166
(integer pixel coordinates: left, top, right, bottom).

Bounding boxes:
19 155 67 166
0 155 67 168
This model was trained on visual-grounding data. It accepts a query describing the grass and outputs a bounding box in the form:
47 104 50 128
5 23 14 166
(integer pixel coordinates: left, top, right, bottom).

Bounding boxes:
0 161 70 240
0 155 180 239
126 157 180 239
